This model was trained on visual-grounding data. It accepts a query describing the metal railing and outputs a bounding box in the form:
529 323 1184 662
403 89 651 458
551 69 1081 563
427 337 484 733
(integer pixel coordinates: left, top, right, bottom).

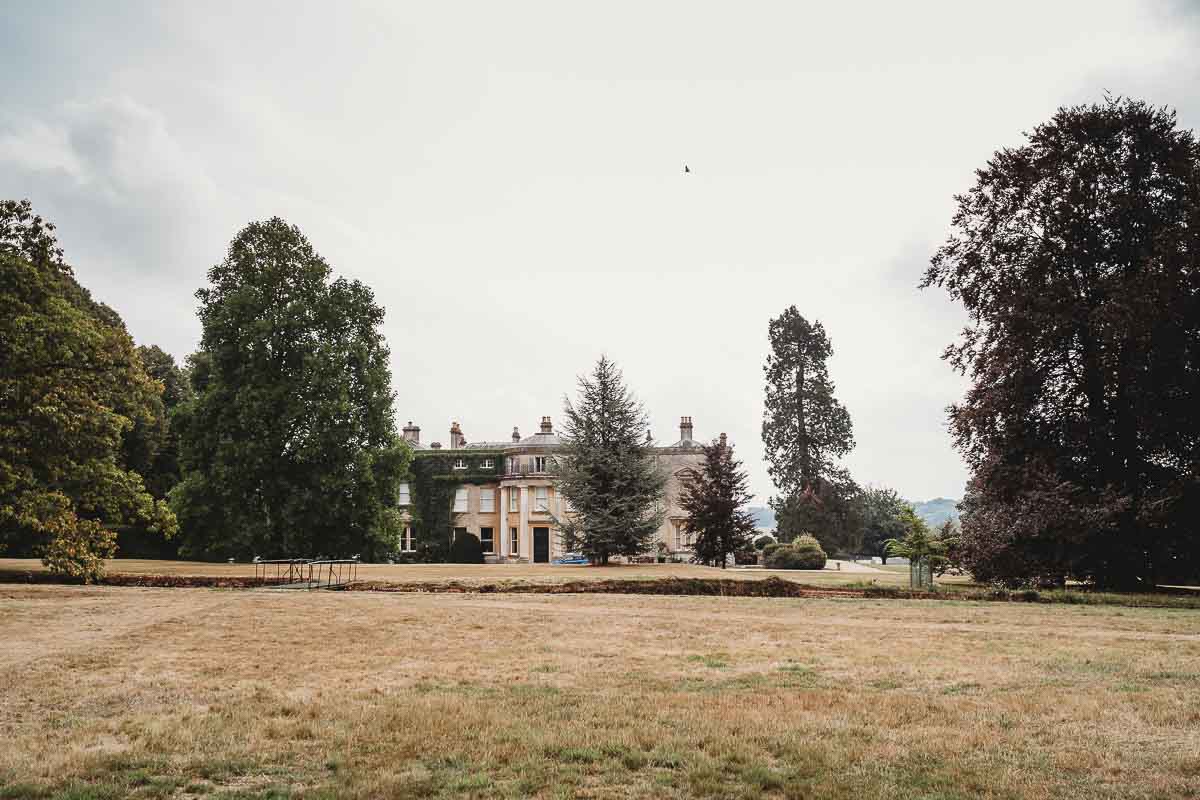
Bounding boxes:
252 556 359 590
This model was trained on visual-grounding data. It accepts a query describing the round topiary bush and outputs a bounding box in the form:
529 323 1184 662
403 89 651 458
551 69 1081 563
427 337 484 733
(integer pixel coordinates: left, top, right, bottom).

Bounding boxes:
763 534 827 570
448 531 484 564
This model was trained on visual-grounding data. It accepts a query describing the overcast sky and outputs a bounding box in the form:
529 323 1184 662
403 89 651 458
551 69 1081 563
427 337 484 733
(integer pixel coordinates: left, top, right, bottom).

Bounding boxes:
3 1 1198 504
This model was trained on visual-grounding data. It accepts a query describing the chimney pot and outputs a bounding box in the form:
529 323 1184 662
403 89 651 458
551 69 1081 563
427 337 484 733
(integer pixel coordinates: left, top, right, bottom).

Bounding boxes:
540 416 553 434
680 415 694 442
719 432 728 449
402 421 421 445
449 421 465 449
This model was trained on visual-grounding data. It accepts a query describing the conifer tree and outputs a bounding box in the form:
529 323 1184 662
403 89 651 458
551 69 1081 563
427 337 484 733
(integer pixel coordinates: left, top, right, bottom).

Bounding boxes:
556 356 666 564
679 435 757 567
761 306 857 549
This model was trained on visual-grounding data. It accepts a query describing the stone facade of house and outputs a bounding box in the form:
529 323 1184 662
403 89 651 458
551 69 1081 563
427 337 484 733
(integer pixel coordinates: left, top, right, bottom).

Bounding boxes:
397 416 709 562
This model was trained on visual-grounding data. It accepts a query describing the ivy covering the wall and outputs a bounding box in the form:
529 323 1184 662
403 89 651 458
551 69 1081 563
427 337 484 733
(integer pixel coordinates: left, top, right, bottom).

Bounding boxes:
407 449 506 562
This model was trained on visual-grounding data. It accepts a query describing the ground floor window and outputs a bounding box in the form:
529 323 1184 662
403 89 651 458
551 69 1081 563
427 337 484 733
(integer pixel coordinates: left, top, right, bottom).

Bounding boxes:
401 526 414 553
480 527 494 554
510 527 519 555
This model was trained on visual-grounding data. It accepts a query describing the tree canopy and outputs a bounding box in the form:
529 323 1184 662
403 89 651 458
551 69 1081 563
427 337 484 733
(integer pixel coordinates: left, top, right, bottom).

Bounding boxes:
170 218 409 560
679 435 757 568
923 97 1200 589
0 200 177 580
556 356 666 564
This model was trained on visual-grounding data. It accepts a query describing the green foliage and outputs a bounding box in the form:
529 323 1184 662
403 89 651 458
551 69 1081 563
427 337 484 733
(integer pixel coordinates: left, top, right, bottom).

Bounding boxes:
0 200 177 581
764 534 827 570
170 217 409 561
680 437 757 568
773 478 862 556
923 97 1200 590
884 510 955 582
406 450 503 561
858 486 909 563
448 530 484 564
761 306 854 498
556 356 666 564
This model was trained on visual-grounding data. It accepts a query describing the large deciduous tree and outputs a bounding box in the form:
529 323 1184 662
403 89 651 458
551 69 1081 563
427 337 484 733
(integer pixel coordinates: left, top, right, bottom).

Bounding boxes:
858 486 910 564
679 435 757 568
556 356 666 565
922 97 1200 589
170 218 409 561
762 306 857 552
0 200 177 580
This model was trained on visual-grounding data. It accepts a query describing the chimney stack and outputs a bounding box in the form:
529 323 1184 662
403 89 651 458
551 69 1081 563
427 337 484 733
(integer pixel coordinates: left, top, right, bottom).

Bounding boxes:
512 426 521 442
402 421 421 446
680 416 694 442
540 416 553 435
449 421 465 449
719 432 727 450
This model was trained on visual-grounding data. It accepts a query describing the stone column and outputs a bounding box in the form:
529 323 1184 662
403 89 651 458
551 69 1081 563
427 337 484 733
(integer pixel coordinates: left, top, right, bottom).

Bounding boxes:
499 486 509 561
518 485 530 561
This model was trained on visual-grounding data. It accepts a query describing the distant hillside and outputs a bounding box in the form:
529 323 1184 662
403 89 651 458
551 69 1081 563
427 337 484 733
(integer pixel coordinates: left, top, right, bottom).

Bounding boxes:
910 497 960 527
748 500 957 530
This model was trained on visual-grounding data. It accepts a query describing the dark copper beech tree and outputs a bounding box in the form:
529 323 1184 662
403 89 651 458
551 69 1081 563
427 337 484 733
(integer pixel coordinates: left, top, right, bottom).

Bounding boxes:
923 97 1200 589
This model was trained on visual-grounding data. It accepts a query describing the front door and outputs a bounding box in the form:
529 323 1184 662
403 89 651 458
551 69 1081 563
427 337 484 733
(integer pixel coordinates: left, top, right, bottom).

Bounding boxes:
533 527 550 563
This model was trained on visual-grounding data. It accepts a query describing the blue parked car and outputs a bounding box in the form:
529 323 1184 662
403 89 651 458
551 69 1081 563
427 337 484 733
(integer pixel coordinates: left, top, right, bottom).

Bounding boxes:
551 552 590 565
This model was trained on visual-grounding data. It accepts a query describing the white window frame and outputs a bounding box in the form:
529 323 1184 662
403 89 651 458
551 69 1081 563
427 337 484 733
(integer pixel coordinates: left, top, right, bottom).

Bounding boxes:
510 527 519 555
535 486 549 512
481 458 494 469
401 526 415 553
398 482 411 506
509 488 519 512
479 488 495 513
453 458 467 470
480 527 494 554
453 488 468 512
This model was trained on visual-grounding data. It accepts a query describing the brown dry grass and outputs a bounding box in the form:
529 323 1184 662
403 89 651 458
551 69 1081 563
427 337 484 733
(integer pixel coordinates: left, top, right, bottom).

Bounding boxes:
0 557 963 589
1 585 1198 799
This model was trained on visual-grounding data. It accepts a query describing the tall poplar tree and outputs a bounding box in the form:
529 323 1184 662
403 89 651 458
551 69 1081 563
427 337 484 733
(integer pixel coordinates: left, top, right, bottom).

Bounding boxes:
761 306 856 549
679 435 757 567
170 218 409 560
556 356 666 565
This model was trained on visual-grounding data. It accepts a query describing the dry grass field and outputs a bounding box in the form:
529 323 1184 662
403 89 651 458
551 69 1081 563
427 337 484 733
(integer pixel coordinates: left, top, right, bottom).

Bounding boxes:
0 558 965 590
2 585 1199 799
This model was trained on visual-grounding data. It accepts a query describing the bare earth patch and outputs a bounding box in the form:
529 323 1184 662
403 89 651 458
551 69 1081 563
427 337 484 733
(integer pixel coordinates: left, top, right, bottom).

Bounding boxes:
1 585 1198 799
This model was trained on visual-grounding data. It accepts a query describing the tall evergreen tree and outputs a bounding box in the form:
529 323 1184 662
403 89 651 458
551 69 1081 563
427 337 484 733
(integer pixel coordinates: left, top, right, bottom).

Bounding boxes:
761 306 857 549
923 97 1200 589
170 218 409 560
0 200 177 580
556 356 666 565
679 435 757 568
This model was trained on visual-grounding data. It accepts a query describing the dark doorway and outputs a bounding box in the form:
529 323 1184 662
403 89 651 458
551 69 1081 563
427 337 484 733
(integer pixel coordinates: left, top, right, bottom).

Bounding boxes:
533 527 550 563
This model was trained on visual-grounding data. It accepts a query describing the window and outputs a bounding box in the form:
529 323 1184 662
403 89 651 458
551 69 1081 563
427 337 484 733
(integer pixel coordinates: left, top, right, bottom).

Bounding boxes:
507 457 518 474
481 458 494 469
480 527 494 553
509 488 519 512
535 486 549 512
510 527 519 555
398 482 411 506
453 488 468 512
479 488 495 513
534 456 547 472
453 458 467 470
401 526 414 552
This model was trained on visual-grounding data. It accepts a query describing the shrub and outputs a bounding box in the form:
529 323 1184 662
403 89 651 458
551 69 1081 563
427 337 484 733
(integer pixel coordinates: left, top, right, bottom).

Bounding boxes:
762 542 785 559
448 531 484 564
733 548 759 566
764 535 827 570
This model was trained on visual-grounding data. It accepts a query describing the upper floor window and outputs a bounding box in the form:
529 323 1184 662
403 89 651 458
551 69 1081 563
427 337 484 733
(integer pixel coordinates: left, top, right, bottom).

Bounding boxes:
453 488 468 512
480 489 495 513
398 482 411 505
481 458 494 469
507 457 518 474
534 456 547 472
535 486 549 512
509 488 519 512
453 458 467 470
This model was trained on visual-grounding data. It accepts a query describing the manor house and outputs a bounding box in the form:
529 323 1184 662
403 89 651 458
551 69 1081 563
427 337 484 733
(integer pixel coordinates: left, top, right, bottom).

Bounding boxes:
397 416 710 562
